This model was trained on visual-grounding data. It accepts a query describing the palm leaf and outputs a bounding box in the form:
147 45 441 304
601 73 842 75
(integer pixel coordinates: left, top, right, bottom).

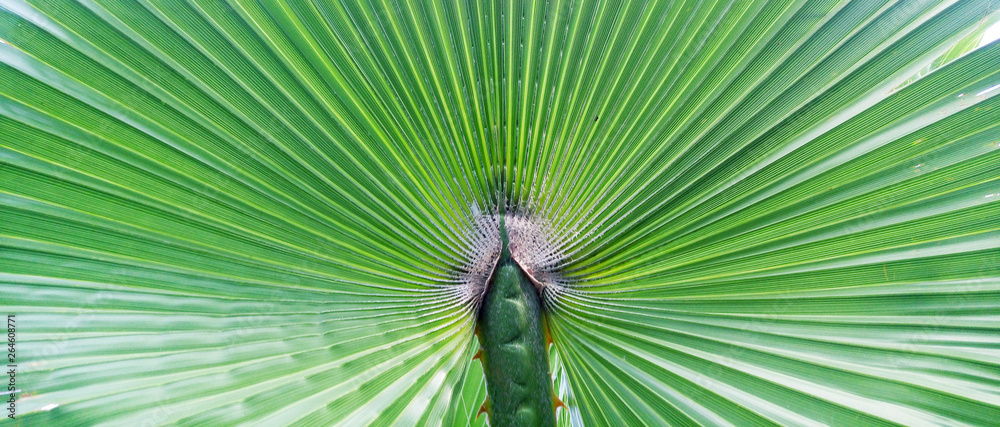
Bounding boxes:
2 0 998 425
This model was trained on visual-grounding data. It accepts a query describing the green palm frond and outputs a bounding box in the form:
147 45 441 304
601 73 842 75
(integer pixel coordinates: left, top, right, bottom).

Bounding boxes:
2 0 998 425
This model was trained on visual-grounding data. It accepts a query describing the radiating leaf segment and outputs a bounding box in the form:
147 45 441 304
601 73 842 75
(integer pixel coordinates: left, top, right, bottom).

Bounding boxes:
476 214 557 426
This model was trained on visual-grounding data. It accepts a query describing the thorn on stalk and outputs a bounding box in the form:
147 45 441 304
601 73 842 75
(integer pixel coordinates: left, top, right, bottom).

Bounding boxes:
553 392 567 411
476 399 490 420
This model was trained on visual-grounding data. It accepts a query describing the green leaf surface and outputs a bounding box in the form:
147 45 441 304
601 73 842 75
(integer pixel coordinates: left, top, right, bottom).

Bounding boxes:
1 0 998 425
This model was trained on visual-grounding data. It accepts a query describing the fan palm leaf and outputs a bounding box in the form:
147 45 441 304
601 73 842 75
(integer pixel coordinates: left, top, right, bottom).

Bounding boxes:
1 0 999 425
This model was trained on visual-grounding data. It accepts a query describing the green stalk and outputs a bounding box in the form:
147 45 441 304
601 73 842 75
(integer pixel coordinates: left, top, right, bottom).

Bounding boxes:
476 215 557 426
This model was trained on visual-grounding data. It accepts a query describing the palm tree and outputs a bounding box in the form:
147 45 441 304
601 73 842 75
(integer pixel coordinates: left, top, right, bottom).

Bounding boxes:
2 0 999 424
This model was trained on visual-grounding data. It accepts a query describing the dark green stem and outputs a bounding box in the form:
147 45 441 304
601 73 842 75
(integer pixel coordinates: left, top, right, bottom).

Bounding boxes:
476 215 556 426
